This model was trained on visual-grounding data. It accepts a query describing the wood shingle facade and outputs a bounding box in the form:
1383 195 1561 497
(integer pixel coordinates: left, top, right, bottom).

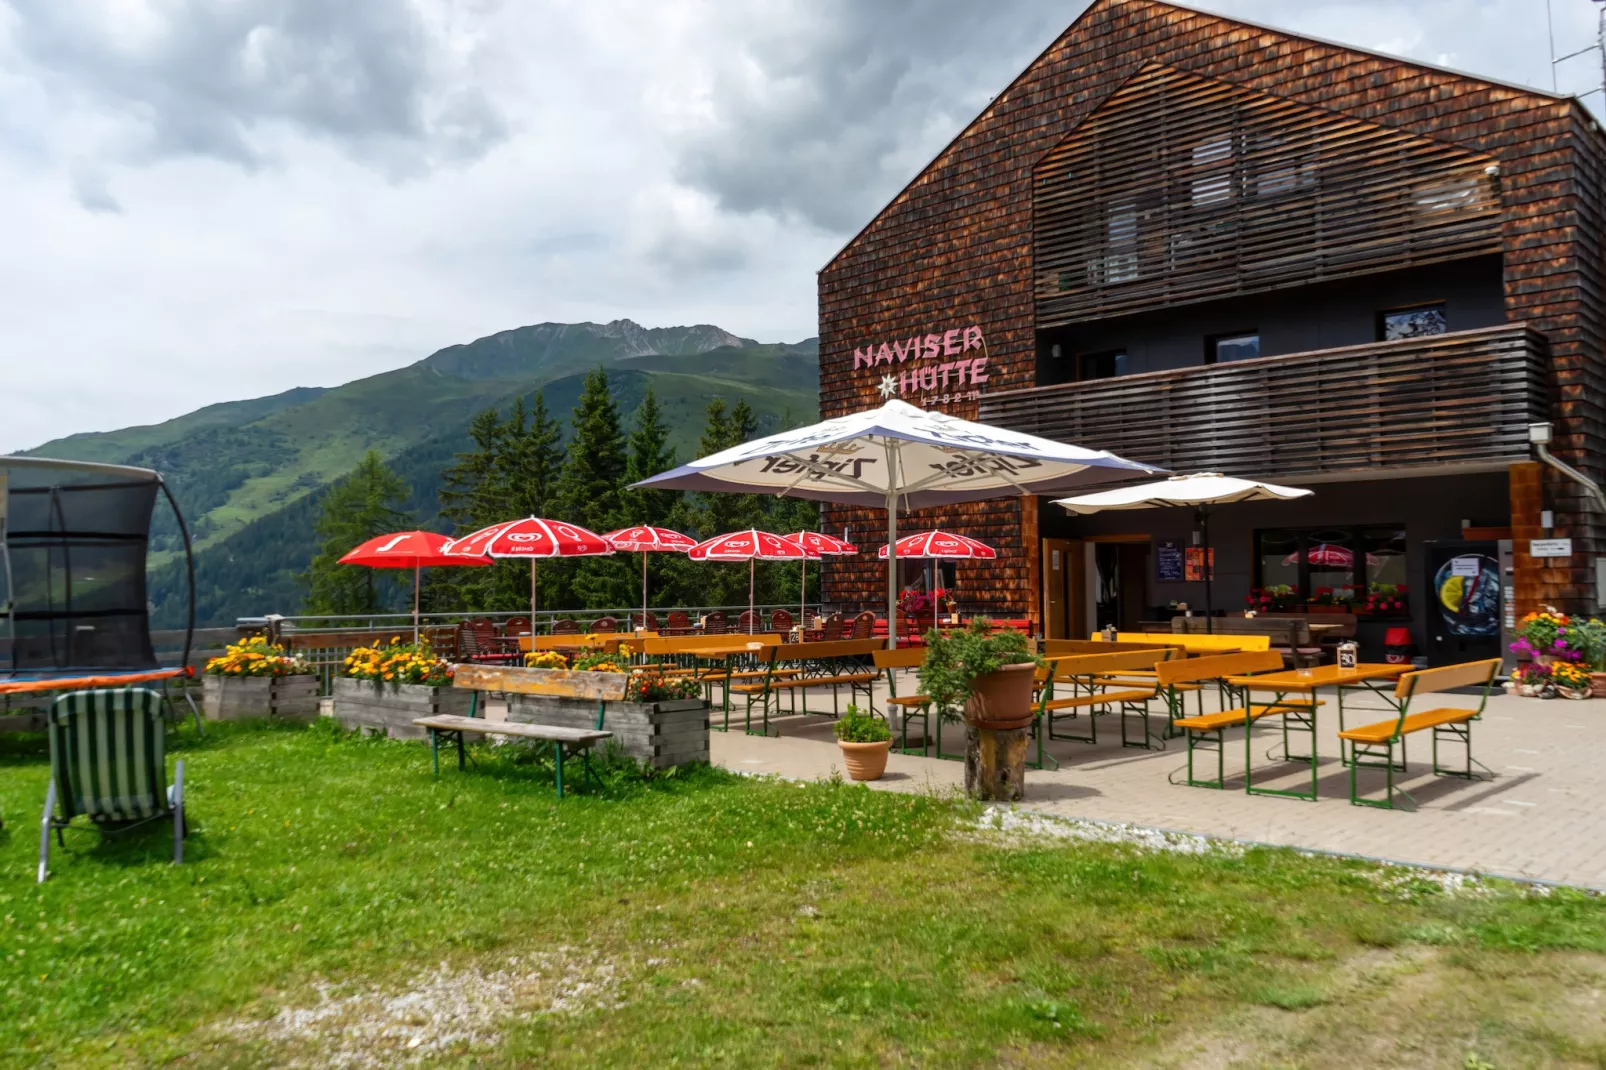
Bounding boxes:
818 0 1606 633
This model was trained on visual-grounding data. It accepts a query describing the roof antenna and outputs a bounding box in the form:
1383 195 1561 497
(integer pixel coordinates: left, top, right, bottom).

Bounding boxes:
1553 0 1606 103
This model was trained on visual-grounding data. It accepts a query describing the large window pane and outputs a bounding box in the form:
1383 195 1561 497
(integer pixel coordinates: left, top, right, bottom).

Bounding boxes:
1363 527 1408 587
1306 527 1354 596
1257 530 1300 591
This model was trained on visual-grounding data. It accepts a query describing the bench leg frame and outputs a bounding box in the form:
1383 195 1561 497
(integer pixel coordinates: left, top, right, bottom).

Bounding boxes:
1181 727 1228 789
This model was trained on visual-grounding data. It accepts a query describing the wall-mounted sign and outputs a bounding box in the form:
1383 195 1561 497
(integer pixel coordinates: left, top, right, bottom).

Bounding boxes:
1156 541 1184 581
1450 556 1482 577
1184 546 1215 582
856 323 990 404
1530 538 1573 558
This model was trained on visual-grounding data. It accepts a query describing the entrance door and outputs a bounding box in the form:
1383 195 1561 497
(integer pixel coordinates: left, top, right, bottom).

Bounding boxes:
1041 538 1083 639
1424 539 1502 666
1093 541 1151 633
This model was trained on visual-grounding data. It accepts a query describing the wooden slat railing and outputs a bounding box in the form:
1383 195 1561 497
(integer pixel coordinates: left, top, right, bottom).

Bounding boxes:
978 324 1549 480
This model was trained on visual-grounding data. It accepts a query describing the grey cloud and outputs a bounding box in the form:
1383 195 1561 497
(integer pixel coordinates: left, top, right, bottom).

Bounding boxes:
69 161 120 213
667 0 1089 234
6 0 507 174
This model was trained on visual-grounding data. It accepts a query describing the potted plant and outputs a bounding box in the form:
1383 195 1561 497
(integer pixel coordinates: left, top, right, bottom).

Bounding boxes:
202 635 318 722
333 636 469 738
833 704 893 780
919 619 1041 730
1359 583 1408 618
1246 585 1299 613
1552 660 1594 700
1510 608 1572 667
1569 617 1606 697
1514 661 1554 699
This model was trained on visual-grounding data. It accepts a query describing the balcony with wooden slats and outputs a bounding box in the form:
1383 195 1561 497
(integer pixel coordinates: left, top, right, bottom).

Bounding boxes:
978 325 1550 483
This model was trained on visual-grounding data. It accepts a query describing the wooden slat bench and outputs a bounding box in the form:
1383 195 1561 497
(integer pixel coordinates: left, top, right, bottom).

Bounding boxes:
414 715 611 798
1337 658 1500 809
729 638 883 736
872 647 946 758
1156 651 1289 789
1035 648 1180 759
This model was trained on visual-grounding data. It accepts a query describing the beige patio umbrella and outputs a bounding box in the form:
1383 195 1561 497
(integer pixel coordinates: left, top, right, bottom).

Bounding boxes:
1054 473 1313 633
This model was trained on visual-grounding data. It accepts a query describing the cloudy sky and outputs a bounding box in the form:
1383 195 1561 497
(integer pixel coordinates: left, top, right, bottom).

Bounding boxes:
2 0 1602 452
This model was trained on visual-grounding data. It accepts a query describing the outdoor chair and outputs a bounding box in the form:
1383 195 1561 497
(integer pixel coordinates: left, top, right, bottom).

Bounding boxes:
770 609 794 633
1337 658 1499 809
738 610 764 633
552 618 580 635
630 611 659 632
665 611 693 636
592 616 619 634
38 688 187 883
850 611 876 640
704 611 729 635
821 614 845 641
504 616 532 637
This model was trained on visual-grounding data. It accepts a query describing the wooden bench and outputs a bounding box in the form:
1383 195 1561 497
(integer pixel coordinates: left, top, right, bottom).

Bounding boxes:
1173 616 1323 667
872 647 948 758
1156 651 1288 789
1337 659 1500 809
728 638 883 736
414 715 612 798
1035 649 1179 758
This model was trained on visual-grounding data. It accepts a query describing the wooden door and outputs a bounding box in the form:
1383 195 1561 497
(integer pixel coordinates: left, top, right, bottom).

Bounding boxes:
1041 538 1083 639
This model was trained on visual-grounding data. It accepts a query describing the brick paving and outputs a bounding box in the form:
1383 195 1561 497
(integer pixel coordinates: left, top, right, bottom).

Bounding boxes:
707 677 1606 890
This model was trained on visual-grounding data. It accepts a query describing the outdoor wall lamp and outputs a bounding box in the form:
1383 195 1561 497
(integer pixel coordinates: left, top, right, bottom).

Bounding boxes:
1528 421 1606 515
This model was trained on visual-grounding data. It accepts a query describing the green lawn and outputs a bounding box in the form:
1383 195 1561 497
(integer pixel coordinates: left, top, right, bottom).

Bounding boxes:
2 721 1604 1067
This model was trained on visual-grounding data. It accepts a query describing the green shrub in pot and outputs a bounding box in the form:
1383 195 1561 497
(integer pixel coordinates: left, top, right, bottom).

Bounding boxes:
918 619 1041 725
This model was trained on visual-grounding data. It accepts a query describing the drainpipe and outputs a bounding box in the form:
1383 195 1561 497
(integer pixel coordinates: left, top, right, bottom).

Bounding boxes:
1528 422 1606 515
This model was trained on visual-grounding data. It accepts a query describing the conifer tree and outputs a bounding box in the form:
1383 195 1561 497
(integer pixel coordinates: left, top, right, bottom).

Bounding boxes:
556 368 631 608
623 386 677 524
302 451 414 615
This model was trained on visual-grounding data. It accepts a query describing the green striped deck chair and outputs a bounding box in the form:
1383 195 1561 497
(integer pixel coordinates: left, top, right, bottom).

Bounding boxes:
38 688 187 883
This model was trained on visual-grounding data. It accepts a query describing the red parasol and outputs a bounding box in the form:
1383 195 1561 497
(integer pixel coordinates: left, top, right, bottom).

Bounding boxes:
876 530 996 634
444 517 615 622
339 531 491 642
603 526 698 631
781 531 858 630
689 529 812 632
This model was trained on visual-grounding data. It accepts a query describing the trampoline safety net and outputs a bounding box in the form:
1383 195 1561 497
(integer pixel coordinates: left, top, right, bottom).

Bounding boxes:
1 458 167 675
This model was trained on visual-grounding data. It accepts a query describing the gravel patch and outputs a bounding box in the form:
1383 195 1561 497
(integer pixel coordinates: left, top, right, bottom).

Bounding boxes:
968 806 1245 856
226 949 625 1067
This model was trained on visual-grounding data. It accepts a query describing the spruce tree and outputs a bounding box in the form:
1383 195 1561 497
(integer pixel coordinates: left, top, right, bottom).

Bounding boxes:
302 450 414 615
556 368 631 608
624 386 677 524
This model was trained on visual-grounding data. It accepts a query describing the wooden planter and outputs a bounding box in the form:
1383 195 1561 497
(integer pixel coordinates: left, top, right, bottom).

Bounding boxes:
332 678 473 739
506 693 709 769
203 674 319 723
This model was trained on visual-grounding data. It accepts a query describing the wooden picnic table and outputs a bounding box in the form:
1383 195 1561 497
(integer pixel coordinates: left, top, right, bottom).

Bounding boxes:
1224 663 1405 799
413 715 612 797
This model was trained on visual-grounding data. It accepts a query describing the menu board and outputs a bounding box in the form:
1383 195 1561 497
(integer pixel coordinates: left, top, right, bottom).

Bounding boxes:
1184 547 1215 582
1156 541 1184 581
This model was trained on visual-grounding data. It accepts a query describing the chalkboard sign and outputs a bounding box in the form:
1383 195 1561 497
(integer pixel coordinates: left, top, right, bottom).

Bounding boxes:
1156 541 1184 581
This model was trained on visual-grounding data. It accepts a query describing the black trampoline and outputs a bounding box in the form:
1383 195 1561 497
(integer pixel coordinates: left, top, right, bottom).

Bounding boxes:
0 456 199 727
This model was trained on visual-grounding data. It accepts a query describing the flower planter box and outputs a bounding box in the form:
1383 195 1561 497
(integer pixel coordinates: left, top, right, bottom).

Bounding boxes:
203 674 319 723
506 694 709 768
332 678 473 739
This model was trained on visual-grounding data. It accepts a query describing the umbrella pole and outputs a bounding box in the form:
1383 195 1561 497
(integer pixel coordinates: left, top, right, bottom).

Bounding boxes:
885 441 899 652
531 559 538 624
414 561 421 645
800 557 806 633
642 552 648 631
1201 508 1214 635
749 558 756 634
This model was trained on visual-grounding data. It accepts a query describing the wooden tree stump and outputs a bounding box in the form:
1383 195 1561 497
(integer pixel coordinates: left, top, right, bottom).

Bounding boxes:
965 725 1028 801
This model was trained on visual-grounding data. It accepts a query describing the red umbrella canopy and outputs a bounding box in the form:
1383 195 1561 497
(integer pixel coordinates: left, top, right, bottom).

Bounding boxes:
877 530 997 559
339 531 491 568
444 518 614 559
603 525 698 553
689 529 812 561
782 531 858 556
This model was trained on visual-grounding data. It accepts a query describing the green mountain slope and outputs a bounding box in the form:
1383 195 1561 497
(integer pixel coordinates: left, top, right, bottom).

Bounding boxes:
19 319 819 627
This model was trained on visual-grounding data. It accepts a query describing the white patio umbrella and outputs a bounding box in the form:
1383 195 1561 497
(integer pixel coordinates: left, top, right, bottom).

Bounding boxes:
632 398 1162 648
1053 473 1313 633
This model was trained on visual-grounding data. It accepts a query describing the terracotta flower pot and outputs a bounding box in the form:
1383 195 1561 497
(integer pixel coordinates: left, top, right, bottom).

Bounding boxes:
963 662 1038 730
839 739 892 781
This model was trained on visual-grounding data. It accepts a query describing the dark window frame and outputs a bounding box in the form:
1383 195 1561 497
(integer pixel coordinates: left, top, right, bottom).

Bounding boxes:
1253 524 1410 615
1376 302 1448 342
1205 330 1260 365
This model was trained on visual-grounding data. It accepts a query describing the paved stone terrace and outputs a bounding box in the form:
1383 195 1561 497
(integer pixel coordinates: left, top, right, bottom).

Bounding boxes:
706 676 1606 891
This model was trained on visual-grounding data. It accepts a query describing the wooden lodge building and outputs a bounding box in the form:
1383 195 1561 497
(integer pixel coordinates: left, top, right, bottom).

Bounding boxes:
817 0 1606 661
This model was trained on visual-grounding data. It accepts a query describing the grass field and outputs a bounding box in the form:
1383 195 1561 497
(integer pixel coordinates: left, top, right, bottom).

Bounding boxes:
2 720 1604 1067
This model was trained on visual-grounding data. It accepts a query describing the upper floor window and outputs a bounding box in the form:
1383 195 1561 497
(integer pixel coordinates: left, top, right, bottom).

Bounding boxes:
1190 137 1234 206
1206 331 1260 364
1078 350 1128 380
1379 303 1447 341
1104 202 1140 282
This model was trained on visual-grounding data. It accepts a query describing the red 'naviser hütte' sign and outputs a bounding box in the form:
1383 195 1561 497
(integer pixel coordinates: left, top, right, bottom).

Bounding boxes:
853 325 984 369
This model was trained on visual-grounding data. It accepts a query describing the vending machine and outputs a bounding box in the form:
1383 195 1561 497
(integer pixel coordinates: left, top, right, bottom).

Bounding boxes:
1423 538 1515 669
